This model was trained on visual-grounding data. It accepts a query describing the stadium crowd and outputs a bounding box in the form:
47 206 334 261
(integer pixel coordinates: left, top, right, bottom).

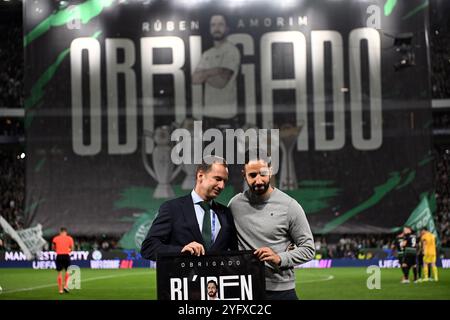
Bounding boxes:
0 148 25 231
0 117 23 137
0 146 25 252
433 111 450 130
0 24 22 109
435 148 450 248
312 234 394 259
430 0 450 99
72 235 119 252
0 234 120 252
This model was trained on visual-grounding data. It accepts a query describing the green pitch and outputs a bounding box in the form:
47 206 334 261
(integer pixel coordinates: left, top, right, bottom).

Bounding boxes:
0 268 449 300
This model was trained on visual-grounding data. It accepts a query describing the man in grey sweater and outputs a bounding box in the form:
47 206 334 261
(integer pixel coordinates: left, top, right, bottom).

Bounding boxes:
228 150 315 300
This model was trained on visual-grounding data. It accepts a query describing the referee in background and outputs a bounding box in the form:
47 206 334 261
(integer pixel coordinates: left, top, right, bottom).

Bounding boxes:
52 227 74 294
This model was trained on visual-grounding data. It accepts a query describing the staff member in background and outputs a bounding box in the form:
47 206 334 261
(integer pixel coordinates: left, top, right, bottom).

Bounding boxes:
140 156 237 261
52 227 74 294
228 149 315 300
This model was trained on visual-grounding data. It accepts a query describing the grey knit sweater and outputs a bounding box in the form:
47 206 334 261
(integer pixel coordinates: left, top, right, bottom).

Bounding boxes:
228 188 315 291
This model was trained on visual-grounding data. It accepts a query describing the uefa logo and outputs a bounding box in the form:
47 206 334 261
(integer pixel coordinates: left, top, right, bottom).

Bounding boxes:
91 250 103 261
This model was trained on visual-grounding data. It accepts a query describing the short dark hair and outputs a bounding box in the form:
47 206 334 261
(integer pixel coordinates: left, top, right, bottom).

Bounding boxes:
244 148 272 166
210 14 229 26
196 155 228 177
207 280 218 287
60 227 67 233
421 227 428 232
404 225 413 233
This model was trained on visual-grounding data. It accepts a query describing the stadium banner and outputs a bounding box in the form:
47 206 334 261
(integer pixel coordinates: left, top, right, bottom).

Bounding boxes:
156 251 265 300
403 197 440 245
0 216 46 260
2 250 450 268
0 249 154 269
23 0 433 240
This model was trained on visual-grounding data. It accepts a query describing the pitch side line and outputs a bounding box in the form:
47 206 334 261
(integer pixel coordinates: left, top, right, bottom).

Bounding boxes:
2 270 153 294
296 274 335 284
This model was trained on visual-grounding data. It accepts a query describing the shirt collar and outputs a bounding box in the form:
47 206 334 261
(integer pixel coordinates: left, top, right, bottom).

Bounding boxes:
191 190 209 205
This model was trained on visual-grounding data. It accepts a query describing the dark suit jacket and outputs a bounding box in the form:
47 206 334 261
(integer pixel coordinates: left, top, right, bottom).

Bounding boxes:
140 194 238 261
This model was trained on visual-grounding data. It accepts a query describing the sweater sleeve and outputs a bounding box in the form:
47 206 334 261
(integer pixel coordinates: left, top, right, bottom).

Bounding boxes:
278 199 315 268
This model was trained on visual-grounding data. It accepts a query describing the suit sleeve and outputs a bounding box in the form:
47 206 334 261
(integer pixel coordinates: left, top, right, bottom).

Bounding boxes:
140 202 184 260
227 208 239 251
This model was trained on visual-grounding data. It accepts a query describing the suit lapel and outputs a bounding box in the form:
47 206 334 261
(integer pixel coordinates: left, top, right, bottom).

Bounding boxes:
181 195 203 243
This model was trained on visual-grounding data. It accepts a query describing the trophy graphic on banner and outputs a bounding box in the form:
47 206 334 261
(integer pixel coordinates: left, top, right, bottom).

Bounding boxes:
278 122 304 191
142 125 181 198
180 118 197 190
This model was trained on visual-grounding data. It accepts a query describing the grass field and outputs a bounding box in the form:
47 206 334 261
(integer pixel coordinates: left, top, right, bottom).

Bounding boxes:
0 268 449 300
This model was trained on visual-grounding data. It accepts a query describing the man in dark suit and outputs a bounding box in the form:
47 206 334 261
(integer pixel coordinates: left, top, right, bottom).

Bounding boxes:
140 156 237 260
